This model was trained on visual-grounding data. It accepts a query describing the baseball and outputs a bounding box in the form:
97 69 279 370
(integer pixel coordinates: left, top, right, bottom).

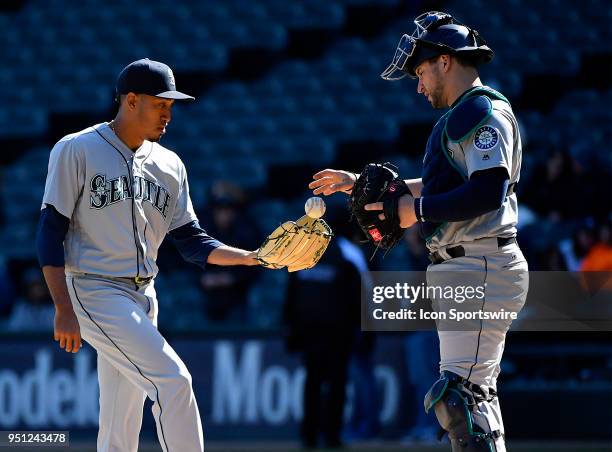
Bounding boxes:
305 196 326 219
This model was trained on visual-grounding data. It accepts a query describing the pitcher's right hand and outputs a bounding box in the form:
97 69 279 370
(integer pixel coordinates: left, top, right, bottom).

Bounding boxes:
309 169 356 196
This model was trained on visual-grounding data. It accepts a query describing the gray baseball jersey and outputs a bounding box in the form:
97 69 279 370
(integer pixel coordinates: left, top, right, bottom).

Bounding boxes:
422 94 528 452
42 121 206 451
427 100 522 252
42 122 197 279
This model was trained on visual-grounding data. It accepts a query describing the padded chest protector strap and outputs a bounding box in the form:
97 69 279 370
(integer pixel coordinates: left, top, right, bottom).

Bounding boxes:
445 87 510 144
446 95 492 143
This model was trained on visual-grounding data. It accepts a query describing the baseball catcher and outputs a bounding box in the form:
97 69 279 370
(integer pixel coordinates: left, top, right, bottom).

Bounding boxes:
311 10 529 452
257 214 333 272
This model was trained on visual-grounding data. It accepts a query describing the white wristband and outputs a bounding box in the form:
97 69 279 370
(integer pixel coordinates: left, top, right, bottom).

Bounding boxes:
419 197 425 222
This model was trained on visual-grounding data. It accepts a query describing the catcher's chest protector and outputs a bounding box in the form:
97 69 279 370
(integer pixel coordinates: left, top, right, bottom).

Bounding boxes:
419 86 509 241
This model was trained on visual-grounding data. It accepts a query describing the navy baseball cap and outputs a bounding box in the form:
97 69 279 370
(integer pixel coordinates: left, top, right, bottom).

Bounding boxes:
115 58 195 101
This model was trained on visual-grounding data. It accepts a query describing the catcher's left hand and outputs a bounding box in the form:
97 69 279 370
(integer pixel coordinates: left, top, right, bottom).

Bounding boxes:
365 194 417 229
256 215 333 272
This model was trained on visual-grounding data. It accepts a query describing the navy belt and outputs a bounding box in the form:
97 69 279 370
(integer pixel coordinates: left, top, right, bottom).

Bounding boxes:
73 273 154 287
429 236 516 265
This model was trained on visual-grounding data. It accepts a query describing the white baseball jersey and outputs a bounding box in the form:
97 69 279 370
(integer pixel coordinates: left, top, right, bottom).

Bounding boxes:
41 122 197 279
427 100 522 251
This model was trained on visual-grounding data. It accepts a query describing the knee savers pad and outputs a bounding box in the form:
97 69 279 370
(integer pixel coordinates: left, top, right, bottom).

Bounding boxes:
424 374 497 451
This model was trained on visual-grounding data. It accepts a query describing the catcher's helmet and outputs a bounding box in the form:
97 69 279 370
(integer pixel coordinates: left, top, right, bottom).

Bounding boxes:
381 12 493 80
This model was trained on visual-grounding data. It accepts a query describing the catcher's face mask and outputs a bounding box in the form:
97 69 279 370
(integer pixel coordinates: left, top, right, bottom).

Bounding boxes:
380 11 455 81
380 34 417 81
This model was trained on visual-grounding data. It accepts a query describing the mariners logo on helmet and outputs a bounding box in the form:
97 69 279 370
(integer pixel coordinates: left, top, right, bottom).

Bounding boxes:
474 126 499 150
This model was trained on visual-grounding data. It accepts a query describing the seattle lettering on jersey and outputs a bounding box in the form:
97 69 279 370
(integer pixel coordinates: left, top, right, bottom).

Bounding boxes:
90 173 171 218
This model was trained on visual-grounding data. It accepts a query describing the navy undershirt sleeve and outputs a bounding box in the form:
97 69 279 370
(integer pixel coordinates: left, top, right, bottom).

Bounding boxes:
36 205 70 267
416 167 510 222
168 221 224 270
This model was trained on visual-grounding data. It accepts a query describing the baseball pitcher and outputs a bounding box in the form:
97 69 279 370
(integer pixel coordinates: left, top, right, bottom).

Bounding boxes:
36 59 330 452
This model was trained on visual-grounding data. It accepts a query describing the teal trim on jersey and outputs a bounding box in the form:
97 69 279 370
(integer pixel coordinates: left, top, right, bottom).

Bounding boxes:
447 387 496 451
478 86 510 104
424 86 512 245
480 433 495 452
424 377 449 413
425 221 447 243
440 86 512 179
440 126 468 181
447 87 509 140
448 388 474 433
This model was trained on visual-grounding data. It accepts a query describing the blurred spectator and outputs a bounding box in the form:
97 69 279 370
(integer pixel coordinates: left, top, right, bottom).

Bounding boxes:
581 221 612 271
372 226 430 271
283 223 361 449
345 329 379 442
0 183 4 227
402 227 430 271
342 237 379 442
316 199 382 442
6 267 54 332
537 246 569 271
522 148 587 221
196 182 260 323
0 257 15 320
559 220 596 271
402 331 439 445
392 233 439 444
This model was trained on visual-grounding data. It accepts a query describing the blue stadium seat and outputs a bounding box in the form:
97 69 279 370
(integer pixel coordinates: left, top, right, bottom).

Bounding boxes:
314 113 357 141
253 97 298 115
352 115 399 141
294 95 337 114
1 0 609 288
243 21 287 49
249 136 295 163
0 108 47 138
250 79 285 97
289 136 335 164
283 77 323 96
336 0 400 5
248 199 293 242
273 116 317 137
248 264 288 327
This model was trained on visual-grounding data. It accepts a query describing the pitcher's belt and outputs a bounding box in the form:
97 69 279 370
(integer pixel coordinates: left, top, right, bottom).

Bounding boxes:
429 236 516 265
72 272 153 286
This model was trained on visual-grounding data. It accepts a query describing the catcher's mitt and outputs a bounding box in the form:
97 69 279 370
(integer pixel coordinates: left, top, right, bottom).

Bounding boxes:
257 215 333 272
349 162 411 251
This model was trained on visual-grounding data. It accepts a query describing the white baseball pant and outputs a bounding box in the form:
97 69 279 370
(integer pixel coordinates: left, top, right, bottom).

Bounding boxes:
67 274 204 452
427 241 528 451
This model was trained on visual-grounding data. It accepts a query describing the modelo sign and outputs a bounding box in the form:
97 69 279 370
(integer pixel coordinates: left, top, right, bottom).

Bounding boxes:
0 348 98 428
0 338 409 438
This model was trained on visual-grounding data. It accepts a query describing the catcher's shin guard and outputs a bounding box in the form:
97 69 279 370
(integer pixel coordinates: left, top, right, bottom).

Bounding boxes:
424 372 501 451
